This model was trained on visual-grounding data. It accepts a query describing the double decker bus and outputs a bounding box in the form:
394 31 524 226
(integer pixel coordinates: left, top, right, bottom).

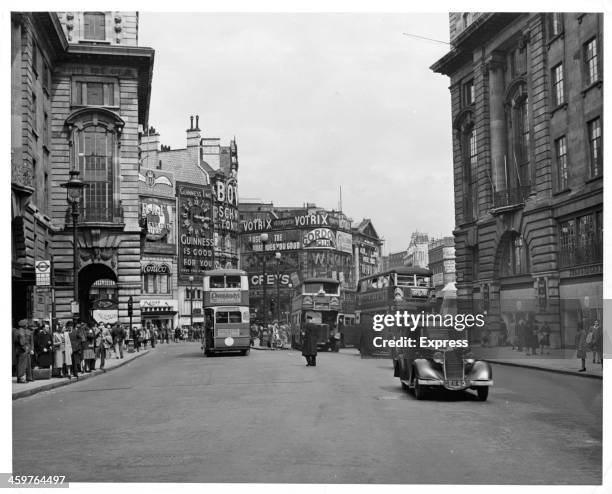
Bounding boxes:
202 269 251 356
289 278 341 352
351 266 436 357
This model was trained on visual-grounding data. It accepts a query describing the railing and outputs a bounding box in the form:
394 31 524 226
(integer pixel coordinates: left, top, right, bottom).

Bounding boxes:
65 204 124 224
559 240 603 268
492 186 531 209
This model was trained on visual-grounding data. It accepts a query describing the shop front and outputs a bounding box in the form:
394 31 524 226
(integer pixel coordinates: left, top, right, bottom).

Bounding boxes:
559 266 603 350
140 299 178 334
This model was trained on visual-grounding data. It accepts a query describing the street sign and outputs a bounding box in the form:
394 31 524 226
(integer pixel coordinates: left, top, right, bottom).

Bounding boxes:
71 301 79 314
35 259 51 286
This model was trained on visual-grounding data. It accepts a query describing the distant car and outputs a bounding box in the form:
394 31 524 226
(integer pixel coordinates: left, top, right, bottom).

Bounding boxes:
392 327 493 401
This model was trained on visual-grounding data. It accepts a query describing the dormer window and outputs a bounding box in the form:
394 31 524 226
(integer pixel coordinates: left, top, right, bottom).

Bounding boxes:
84 12 106 41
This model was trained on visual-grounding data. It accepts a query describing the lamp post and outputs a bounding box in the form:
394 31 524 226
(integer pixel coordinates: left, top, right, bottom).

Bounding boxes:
61 170 87 326
189 275 194 332
260 233 269 329
287 282 293 325
275 251 281 324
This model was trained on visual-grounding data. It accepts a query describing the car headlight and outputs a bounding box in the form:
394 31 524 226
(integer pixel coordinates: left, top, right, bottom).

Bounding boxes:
463 351 475 365
433 351 444 364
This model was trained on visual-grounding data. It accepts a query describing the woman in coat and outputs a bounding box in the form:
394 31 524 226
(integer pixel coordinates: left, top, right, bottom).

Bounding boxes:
575 324 588 372
53 323 73 378
82 325 96 372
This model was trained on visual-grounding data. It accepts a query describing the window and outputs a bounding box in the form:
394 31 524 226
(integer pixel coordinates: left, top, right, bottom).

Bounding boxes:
43 112 48 147
463 79 475 106
462 125 478 221
499 234 529 277
144 273 170 294
226 276 241 288
32 158 37 205
42 62 50 91
555 136 568 190
75 125 114 218
462 13 470 29
210 276 225 289
509 46 527 79
549 13 563 37
84 12 106 40
584 38 599 86
507 85 531 188
215 311 242 324
587 118 602 177
559 212 603 267
32 41 38 77
74 81 116 106
551 63 565 107
32 92 37 132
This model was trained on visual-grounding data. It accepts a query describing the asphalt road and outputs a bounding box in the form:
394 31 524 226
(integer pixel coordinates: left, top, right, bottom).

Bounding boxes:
12 343 602 484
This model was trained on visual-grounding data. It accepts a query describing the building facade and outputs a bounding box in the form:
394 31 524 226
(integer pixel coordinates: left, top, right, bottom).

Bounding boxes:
404 231 430 268
11 13 66 324
138 163 179 331
432 13 603 347
239 202 383 324
428 236 456 297
140 116 240 329
12 12 155 327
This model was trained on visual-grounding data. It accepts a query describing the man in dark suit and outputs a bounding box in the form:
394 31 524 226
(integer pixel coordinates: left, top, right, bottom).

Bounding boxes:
301 317 321 367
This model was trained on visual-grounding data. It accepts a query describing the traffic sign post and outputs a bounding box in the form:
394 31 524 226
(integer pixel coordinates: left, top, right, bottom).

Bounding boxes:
35 260 51 286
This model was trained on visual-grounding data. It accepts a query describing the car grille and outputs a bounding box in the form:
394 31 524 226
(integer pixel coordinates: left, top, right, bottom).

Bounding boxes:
444 351 465 380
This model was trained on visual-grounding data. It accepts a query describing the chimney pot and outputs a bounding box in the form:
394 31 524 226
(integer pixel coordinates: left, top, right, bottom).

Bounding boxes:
195 115 200 131
190 116 194 130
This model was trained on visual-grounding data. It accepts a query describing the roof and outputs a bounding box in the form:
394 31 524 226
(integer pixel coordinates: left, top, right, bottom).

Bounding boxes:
159 148 212 186
204 269 247 276
300 278 341 285
360 266 433 281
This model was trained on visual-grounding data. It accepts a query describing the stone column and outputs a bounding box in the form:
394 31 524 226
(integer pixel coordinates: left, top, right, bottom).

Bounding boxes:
486 52 507 192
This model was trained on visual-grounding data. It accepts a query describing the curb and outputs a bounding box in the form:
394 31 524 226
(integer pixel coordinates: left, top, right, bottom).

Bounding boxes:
486 359 603 379
12 350 151 400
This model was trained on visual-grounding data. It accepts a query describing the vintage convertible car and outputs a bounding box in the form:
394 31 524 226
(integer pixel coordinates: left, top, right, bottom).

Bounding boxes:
392 328 493 401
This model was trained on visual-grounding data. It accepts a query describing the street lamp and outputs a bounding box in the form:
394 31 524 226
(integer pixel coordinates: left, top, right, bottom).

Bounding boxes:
189 275 194 332
287 282 293 324
260 233 269 329
61 170 87 326
275 251 281 324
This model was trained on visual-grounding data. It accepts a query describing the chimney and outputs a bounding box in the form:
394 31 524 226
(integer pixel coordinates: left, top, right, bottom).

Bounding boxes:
186 114 201 149
141 126 160 163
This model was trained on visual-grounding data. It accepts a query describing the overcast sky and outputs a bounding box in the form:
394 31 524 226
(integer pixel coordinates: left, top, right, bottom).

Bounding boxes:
139 13 454 253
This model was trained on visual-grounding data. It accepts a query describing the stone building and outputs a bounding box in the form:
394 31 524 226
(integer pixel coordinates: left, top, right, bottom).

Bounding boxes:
431 13 603 347
11 13 65 323
428 236 456 297
140 117 240 329
404 231 430 269
47 12 154 326
11 12 155 327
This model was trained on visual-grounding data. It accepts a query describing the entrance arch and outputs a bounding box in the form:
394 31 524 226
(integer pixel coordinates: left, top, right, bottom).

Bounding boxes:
78 263 117 323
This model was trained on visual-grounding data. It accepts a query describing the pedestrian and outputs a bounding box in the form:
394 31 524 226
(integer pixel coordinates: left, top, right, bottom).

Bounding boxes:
538 322 551 355
301 317 320 367
68 321 83 380
98 323 113 370
499 320 508 347
83 325 96 372
133 326 141 352
53 322 72 379
528 321 539 356
575 323 588 372
592 320 603 365
516 318 525 352
34 321 53 370
114 324 126 358
15 319 34 383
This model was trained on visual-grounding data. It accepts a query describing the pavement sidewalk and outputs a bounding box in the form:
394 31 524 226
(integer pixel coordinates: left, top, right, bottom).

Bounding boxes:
474 345 603 378
12 348 152 400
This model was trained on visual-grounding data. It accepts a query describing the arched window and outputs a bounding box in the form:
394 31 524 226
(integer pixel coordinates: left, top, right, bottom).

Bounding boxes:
506 82 531 188
498 232 529 277
66 108 124 222
455 110 477 221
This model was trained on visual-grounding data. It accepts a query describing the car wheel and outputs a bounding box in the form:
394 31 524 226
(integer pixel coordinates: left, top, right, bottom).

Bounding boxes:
241 349 250 356
477 387 489 401
414 380 426 400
